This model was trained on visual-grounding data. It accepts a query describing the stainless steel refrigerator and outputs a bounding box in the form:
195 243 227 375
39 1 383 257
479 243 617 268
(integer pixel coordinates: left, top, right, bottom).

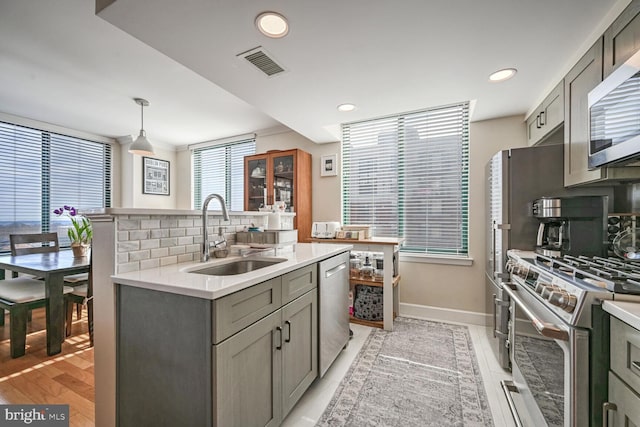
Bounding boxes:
485 143 570 370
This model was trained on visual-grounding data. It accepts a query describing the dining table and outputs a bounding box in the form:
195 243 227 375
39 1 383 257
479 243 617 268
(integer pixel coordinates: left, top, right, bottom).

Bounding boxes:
0 250 90 356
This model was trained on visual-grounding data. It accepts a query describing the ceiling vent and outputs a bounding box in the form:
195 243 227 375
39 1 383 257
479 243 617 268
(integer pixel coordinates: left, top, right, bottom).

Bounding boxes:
237 46 286 77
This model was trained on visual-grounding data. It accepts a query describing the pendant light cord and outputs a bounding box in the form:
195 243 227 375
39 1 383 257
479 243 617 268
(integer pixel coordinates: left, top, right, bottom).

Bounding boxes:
140 102 144 133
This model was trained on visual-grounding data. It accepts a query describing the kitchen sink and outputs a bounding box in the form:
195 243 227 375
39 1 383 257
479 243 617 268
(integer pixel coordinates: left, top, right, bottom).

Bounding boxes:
188 258 287 276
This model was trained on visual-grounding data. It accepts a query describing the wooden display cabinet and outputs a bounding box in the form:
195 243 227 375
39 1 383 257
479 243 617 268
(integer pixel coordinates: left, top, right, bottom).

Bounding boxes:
244 149 312 241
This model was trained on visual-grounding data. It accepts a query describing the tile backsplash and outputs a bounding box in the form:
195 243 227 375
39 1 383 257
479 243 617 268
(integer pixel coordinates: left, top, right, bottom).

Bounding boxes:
114 213 290 274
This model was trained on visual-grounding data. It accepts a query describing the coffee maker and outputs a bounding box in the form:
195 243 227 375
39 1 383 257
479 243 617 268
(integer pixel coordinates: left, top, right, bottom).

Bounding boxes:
532 196 607 257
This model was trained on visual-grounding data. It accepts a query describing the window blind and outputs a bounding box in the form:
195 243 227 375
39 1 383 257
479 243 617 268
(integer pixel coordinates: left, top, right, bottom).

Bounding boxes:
342 103 469 255
0 121 112 251
192 138 256 211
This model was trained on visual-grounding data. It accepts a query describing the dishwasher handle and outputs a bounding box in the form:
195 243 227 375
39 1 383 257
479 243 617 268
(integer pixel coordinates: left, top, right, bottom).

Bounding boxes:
325 262 347 278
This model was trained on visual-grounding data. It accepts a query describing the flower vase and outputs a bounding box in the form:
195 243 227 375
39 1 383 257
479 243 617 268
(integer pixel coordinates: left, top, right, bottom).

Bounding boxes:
71 243 90 258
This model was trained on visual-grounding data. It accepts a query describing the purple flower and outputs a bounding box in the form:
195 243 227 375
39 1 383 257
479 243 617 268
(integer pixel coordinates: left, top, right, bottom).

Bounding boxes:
64 205 71 211
69 207 77 216
53 208 62 215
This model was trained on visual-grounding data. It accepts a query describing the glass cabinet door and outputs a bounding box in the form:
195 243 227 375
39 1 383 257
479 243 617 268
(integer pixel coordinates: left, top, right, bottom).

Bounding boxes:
247 157 267 211
272 154 294 212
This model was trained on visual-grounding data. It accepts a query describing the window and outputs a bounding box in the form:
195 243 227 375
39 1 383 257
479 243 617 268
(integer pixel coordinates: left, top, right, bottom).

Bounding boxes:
342 103 469 256
192 138 256 211
0 121 112 252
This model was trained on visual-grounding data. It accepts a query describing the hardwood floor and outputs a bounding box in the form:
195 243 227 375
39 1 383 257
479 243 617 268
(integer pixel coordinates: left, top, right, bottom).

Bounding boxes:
0 307 94 426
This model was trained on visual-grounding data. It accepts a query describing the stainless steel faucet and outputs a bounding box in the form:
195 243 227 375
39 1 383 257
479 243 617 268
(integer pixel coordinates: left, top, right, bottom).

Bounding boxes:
201 194 230 262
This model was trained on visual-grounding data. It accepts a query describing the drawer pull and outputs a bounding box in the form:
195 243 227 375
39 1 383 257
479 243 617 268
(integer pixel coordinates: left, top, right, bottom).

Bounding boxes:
603 402 617 427
632 360 640 371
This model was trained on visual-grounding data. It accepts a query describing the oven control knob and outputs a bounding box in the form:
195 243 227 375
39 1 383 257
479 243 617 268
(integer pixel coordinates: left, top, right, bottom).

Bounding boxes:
548 291 577 313
535 281 554 294
541 285 560 299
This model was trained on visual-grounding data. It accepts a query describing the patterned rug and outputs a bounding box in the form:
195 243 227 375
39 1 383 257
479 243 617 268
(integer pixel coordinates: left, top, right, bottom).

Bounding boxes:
316 317 494 427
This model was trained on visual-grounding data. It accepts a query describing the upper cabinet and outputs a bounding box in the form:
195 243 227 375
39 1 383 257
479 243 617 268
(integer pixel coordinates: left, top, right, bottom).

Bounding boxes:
564 37 640 187
244 149 312 241
564 39 604 187
526 81 564 146
604 0 640 78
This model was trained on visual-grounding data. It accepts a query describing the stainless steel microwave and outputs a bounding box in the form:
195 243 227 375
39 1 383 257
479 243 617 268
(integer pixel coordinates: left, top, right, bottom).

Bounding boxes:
589 48 640 168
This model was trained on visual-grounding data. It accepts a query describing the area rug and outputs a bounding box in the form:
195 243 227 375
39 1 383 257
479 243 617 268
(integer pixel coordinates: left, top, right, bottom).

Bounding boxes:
316 317 494 427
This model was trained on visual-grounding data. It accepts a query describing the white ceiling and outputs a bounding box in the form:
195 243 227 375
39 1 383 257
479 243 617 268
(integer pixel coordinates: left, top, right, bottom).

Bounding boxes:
0 0 629 148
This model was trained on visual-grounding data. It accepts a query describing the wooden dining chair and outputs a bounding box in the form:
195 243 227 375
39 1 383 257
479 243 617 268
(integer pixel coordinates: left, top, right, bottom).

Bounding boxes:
0 277 74 358
0 233 78 357
9 232 59 278
65 253 93 346
10 232 60 256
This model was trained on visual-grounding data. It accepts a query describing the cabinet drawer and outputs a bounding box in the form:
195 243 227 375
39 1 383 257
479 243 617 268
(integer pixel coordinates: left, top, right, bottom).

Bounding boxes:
608 371 640 426
282 264 317 304
611 317 640 392
214 277 282 343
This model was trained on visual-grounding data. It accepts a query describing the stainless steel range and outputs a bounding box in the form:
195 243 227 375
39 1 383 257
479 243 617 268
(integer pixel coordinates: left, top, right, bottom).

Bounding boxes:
502 249 640 427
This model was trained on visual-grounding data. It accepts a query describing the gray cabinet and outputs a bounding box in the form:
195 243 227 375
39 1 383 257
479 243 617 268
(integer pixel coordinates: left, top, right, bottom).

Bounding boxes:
608 373 640 427
215 289 317 427
215 310 282 427
214 276 282 343
605 317 640 426
604 0 640 78
116 262 319 427
526 81 564 146
281 291 317 415
282 263 316 304
563 38 640 186
564 38 603 187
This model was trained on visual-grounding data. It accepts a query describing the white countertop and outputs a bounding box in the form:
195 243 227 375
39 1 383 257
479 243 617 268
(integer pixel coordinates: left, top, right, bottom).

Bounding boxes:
603 300 640 331
111 243 352 300
84 207 295 217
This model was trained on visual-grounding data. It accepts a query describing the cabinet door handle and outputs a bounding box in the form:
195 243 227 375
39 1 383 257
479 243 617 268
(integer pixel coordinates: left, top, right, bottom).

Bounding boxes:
285 320 291 343
539 111 545 126
632 360 640 371
536 115 541 129
603 402 617 427
276 326 283 350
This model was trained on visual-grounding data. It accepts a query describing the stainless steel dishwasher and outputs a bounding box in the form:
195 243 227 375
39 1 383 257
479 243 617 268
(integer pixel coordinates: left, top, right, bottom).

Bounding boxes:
318 251 350 377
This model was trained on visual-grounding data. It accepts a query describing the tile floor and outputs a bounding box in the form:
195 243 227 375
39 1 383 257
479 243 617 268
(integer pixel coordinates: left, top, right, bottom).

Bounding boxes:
282 319 517 427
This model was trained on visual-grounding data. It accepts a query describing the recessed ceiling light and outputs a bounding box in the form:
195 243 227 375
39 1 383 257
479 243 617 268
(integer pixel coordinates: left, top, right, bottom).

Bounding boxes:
337 103 356 112
255 12 289 38
489 68 517 82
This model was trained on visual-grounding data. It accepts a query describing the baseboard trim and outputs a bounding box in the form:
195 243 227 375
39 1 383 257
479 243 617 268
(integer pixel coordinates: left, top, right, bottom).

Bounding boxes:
399 303 491 327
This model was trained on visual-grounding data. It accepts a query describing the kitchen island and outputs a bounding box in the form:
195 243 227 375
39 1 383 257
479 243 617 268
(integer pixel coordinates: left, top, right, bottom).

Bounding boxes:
111 243 351 427
86 208 352 427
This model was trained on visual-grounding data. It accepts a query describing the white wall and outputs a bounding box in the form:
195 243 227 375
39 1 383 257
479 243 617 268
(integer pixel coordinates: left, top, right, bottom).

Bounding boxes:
118 141 178 209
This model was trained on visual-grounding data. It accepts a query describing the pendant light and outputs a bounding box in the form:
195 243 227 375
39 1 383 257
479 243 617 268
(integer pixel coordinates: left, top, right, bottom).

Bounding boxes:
129 98 154 156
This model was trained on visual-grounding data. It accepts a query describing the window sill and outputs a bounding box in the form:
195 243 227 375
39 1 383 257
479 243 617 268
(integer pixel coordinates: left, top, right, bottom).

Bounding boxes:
399 253 474 266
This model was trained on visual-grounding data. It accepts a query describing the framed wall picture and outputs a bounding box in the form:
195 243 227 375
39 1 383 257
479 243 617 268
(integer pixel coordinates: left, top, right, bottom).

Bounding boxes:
143 157 170 195
320 153 338 177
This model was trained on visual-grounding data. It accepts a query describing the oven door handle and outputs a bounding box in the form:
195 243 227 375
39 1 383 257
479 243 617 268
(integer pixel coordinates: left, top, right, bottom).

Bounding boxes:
503 285 569 341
